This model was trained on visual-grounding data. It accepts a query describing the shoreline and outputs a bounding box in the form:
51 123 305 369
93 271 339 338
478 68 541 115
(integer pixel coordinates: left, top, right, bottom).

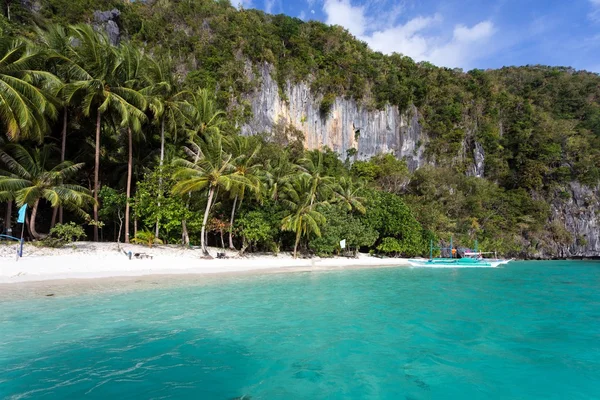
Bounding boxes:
0 264 410 301
0 242 411 285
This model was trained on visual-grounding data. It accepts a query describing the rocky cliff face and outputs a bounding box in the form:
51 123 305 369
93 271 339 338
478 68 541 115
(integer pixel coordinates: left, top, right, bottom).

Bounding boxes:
547 183 600 258
93 9 121 45
241 63 599 258
241 64 428 171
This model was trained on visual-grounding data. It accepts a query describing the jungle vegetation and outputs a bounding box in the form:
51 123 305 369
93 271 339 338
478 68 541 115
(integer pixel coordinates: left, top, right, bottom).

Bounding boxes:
0 0 598 257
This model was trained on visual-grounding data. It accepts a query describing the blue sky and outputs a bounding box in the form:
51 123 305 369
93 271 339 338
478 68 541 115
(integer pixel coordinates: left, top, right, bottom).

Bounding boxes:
235 0 600 72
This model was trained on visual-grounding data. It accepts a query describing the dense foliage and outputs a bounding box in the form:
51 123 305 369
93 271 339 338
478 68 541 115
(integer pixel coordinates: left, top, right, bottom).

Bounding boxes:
0 0 598 258
41 222 86 247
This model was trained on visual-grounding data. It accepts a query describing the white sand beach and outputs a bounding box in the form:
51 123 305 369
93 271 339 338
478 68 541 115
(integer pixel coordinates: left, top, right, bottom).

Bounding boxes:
0 242 410 284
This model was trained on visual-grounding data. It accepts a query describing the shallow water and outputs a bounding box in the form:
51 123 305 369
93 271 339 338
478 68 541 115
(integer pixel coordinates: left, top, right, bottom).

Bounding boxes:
1 261 599 399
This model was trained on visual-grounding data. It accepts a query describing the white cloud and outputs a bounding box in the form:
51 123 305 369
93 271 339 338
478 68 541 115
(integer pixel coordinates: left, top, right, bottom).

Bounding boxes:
236 0 253 8
311 9 316 14
265 0 275 13
453 21 494 42
590 0 600 19
590 0 600 21
299 10 307 20
323 0 496 69
324 0 367 36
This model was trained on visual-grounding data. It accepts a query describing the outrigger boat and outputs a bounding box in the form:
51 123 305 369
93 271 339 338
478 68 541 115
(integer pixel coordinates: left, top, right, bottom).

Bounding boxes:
407 239 512 268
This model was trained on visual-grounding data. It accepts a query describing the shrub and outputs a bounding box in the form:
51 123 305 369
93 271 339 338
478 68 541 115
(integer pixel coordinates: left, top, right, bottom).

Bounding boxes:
131 231 164 248
41 222 86 248
319 93 336 117
237 210 278 253
376 237 403 255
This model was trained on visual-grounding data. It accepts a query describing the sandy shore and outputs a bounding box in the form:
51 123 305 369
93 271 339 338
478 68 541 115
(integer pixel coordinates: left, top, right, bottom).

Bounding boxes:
0 242 410 284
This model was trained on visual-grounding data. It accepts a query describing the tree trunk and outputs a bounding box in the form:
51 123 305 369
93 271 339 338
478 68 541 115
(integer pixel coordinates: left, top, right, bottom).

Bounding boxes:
159 117 166 166
59 109 67 224
50 207 58 229
26 214 32 239
200 186 215 255
182 219 189 246
30 200 41 240
293 227 302 259
155 118 166 239
93 111 101 241
181 146 199 247
228 195 238 249
4 200 12 235
124 127 133 244
117 210 123 243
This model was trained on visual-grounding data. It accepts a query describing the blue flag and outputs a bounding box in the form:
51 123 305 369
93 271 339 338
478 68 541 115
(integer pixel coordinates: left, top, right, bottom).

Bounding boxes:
17 204 27 224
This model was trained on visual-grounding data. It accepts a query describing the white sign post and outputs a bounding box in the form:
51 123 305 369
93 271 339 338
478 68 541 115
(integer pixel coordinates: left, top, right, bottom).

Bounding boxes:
340 239 346 249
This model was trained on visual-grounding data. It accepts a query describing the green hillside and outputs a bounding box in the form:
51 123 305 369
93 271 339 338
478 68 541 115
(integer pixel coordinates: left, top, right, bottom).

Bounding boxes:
0 0 598 257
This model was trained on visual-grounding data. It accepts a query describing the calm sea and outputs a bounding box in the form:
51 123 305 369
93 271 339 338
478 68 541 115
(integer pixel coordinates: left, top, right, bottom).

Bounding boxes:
1 261 599 399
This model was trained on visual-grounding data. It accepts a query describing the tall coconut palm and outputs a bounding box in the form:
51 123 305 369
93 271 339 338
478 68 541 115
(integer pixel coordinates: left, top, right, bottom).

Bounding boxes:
280 174 326 258
333 177 366 214
264 150 296 202
0 137 13 234
117 43 148 243
0 37 58 232
224 135 261 249
143 55 192 238
298 151 336 206
63 25 146 241
0 37 58 143
143 55 192 168
36 25 85 225
172 133 248 255
188 88 225 142
0 144 94 239
179 88 225 245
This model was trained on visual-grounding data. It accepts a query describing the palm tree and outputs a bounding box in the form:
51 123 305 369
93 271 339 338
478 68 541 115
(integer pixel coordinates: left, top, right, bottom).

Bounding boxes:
188 88 225 141
143 55 192 238
333 177 366 214
0 144 94 239
224 135 261 249
179 88 225 245
0 37 58 143
117 43 149 243
36 25 84 226
280 174 326 258
264 150 296 202
298 151 336 206
143 55 192 168
0 137 14 234
0 37 58 233
172 133 248 255
63 25 146 241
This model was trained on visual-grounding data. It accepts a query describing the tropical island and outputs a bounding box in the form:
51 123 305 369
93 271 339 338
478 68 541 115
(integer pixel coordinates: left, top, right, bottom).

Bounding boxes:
2 3 600 399
0 0 599 276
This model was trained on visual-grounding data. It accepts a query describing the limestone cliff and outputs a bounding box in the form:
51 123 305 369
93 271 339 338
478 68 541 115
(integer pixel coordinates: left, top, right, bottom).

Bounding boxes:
547 183 600 258
241 64 427 171
241 63 599 258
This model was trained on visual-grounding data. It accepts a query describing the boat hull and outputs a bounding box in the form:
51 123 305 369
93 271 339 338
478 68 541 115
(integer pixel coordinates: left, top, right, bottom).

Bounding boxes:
407 258 512 268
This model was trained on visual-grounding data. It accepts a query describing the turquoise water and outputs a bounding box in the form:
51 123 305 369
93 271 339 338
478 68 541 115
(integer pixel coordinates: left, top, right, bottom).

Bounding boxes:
1 261 600 399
